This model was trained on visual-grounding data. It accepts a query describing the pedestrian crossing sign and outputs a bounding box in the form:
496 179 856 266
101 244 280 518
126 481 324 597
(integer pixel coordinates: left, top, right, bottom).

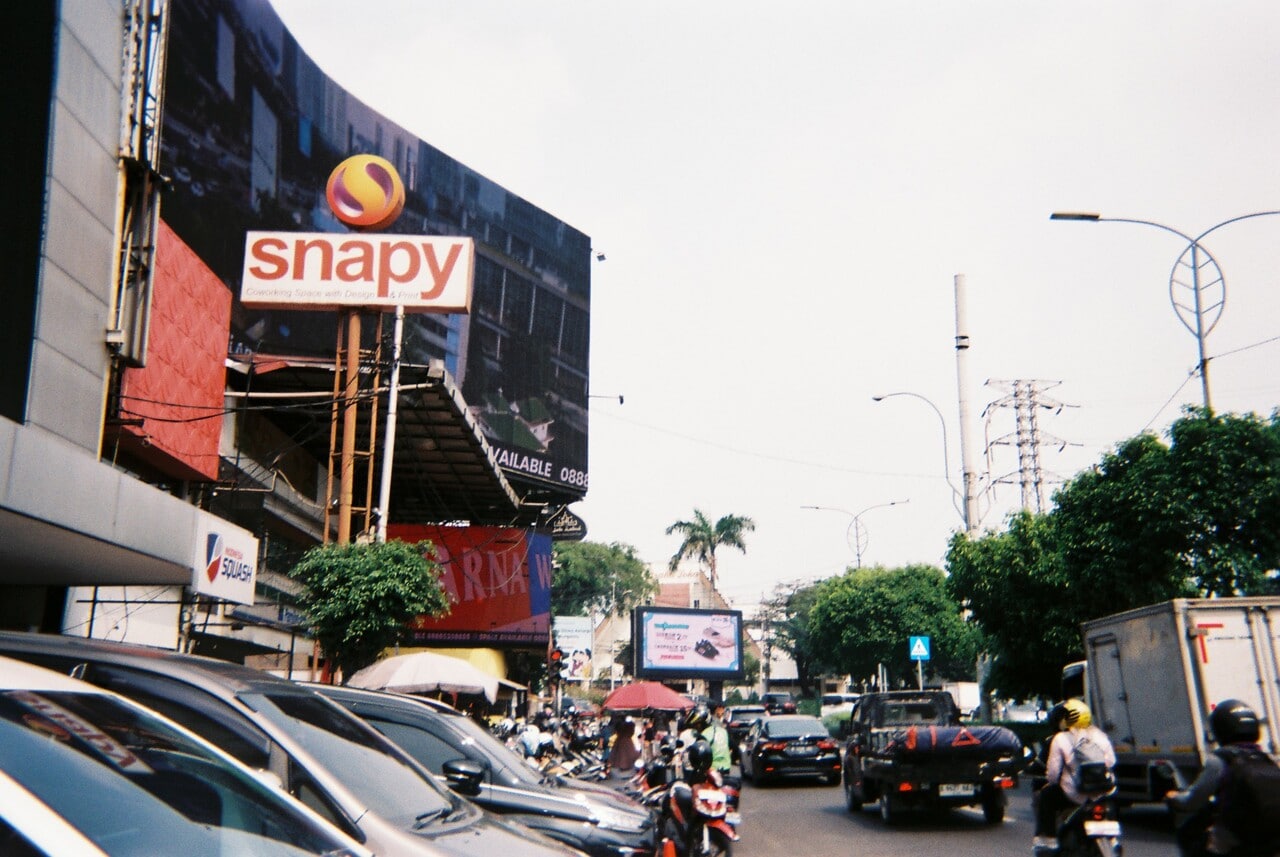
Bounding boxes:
909 635 931 661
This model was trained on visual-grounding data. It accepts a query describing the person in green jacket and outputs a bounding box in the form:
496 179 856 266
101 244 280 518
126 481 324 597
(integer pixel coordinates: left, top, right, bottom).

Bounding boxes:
701 701 733 776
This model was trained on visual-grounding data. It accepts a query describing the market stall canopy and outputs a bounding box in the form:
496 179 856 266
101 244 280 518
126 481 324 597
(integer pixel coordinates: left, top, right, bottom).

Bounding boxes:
347 651 499 703
602 681 694 714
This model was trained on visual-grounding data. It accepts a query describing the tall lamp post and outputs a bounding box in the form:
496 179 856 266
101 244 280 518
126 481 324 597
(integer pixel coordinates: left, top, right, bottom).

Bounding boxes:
1049 210 1280 412
801 500 909 569
872 392 978 535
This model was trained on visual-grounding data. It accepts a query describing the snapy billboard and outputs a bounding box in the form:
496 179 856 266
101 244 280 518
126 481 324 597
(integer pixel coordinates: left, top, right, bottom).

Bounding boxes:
388 524 551 646
160 0 590 500
632 606 745 682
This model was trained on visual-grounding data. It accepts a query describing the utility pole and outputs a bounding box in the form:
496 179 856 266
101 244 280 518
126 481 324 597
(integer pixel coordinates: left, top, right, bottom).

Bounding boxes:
953 274 981 536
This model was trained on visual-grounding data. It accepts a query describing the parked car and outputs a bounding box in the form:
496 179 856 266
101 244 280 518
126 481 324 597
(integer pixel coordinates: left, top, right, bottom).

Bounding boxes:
0 631 582 857
0 654 369 857
724 704 768 762
738 713 841 786
820 692 860 720
312 683 655 857
761 691 797 714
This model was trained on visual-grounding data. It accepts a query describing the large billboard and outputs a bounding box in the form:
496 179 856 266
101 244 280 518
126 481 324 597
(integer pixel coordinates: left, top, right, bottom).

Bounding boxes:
388 524 552 646
160 0 590 499
632 606 745 682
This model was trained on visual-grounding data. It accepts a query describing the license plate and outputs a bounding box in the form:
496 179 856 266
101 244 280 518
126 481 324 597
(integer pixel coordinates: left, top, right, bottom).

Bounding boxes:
1084 820 1121 837
726 812 742 826
938 783 976 797
786 745 817 756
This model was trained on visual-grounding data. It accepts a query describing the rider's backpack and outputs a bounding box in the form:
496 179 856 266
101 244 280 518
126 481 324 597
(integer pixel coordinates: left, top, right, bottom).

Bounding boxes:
1214 745 1280 849
1071 732 1114 795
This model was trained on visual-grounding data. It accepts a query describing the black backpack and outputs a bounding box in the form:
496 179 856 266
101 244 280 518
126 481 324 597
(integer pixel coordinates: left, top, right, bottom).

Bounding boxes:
1214 745 1280 849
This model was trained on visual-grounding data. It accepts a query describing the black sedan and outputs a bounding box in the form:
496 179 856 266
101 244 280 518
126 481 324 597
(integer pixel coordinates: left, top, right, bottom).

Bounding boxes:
738 714 841 786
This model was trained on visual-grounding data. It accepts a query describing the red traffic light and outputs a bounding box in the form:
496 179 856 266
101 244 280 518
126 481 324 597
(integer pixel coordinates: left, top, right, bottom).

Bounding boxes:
549 648 564 662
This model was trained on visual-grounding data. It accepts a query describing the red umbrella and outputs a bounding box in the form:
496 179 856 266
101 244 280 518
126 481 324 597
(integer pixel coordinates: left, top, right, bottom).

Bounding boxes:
602 681 695 714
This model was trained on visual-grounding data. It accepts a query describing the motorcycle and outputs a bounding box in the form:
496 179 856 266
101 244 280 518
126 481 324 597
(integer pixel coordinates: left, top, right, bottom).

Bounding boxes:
1029 754 1123 857
655 760 739 857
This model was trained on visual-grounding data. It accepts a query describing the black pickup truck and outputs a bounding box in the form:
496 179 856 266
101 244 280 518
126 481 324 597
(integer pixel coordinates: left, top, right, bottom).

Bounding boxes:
840 690 1028 825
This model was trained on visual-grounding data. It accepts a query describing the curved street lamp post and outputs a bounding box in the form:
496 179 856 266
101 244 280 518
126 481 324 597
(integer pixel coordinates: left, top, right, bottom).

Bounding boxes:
801 500 908 569
1049 210 1280 411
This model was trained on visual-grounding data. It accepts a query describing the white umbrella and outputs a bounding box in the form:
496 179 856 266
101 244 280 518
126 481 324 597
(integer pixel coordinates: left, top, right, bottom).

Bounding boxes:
347 651 499 703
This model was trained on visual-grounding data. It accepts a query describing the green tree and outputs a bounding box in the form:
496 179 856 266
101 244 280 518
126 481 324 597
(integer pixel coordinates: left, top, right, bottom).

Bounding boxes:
551 540 656 617
807 565 979 688
760 582 830 697
288 540 449 679
947 408 1280 699
665 509 756 588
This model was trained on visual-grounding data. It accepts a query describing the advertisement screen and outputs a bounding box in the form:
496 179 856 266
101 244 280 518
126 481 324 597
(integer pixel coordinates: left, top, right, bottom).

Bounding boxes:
160 0 590 498
633 606 744 681
388 525 552 646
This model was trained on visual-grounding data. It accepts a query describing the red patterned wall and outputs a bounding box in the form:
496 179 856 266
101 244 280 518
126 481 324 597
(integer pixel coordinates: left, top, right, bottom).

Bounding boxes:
116 221 230 481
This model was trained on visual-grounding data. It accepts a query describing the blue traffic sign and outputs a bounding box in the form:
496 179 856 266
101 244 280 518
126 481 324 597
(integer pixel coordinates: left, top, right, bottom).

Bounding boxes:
909 635 931 661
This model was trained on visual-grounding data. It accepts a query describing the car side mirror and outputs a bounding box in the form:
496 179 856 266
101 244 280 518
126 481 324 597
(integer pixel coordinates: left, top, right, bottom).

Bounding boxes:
442 758 486 797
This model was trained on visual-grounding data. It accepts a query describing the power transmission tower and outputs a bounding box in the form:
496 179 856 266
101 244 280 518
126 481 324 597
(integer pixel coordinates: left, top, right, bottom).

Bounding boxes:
983 380 1079 513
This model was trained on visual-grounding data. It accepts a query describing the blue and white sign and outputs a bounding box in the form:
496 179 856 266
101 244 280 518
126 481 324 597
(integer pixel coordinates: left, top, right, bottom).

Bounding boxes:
909 635 931 661
193 517 259 605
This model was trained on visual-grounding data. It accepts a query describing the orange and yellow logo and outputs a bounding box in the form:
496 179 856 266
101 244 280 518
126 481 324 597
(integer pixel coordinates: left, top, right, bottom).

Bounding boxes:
325 154 405 230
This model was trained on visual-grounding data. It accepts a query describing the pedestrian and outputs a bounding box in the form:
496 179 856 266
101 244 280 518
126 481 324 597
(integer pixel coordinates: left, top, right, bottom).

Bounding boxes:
702 701 733 778
607 716 641 778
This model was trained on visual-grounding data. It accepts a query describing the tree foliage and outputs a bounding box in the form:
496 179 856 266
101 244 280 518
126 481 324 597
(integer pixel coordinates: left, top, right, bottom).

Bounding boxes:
288 540 449 679
807 565 979 688
760 582 829 697
551 540 656 617
665 509 756 588
948 408 1280 699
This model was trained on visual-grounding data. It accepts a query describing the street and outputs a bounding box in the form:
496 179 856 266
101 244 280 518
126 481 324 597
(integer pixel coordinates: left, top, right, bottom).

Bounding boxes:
730 777 1177 857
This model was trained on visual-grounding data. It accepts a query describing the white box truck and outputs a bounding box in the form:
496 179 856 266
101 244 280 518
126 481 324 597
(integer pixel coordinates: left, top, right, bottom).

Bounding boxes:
1070 597 1279 803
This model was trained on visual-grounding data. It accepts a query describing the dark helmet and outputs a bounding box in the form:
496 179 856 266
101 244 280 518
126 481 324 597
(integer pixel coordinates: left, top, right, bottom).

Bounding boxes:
1209 699 1261 745
684 706 711 733
1047 702 1069 732
686 739 713 773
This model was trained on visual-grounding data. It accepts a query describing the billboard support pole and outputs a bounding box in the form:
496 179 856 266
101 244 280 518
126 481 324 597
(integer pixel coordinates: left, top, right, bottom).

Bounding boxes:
376 306 404 542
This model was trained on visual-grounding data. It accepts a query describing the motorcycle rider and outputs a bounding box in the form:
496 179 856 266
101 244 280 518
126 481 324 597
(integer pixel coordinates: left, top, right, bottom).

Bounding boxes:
1033 698 1117 850
1164 698 1277 856
702 702 733 778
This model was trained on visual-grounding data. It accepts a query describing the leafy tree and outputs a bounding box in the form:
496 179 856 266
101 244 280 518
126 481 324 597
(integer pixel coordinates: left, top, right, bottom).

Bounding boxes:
806 565 979 689
665 509 756 588
947 512 1080 699
948 408 1280 699
552 540 656 617
288 540 449 679
760 582 830 697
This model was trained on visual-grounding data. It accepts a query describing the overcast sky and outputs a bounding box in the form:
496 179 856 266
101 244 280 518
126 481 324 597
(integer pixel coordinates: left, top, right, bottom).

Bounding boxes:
271 0 1280 609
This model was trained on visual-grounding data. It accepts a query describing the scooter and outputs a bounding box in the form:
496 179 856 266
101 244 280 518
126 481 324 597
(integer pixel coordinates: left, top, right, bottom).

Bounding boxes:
1029 756 1122 857
654 742 739 857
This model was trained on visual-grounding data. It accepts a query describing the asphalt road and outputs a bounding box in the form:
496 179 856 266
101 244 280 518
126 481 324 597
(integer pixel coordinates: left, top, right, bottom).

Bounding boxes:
730 776 1178 857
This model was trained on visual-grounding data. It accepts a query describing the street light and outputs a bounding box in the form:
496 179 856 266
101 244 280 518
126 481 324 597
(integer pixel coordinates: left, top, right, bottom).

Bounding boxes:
872 391 976 531
801 500 908 569
1049 210 1280 411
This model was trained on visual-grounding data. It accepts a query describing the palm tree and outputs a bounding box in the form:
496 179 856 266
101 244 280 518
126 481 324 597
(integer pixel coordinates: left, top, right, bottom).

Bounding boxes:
665 509 756 589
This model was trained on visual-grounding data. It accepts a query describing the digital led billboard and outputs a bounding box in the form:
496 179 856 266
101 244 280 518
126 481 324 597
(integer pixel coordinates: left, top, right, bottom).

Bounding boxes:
160 0 590 500
632 606 745 682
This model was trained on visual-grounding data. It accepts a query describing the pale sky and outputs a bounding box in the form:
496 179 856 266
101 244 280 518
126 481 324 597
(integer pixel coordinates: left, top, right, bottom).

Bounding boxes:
271 1 1280 610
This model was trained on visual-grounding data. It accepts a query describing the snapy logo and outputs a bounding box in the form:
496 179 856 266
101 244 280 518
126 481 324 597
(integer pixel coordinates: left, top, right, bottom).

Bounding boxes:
205 533 253 584
326 154 405 230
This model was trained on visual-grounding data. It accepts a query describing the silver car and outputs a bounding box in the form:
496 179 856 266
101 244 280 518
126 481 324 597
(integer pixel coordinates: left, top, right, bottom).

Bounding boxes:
0 631 583 857
0 655 369 857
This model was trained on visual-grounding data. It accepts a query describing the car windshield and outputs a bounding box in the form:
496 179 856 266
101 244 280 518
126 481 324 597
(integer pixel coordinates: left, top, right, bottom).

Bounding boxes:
765 717 827 739
730 708 765 720
0 689 360 856
244 691 454 828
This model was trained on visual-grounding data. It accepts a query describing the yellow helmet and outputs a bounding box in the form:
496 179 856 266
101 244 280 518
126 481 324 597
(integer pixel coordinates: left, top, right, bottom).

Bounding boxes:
1062 698 1092 729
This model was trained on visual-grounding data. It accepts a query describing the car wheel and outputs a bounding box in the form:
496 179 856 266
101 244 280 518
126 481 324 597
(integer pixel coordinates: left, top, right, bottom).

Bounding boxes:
741 754 753 782
879 789 899 825
981 786 1006 824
